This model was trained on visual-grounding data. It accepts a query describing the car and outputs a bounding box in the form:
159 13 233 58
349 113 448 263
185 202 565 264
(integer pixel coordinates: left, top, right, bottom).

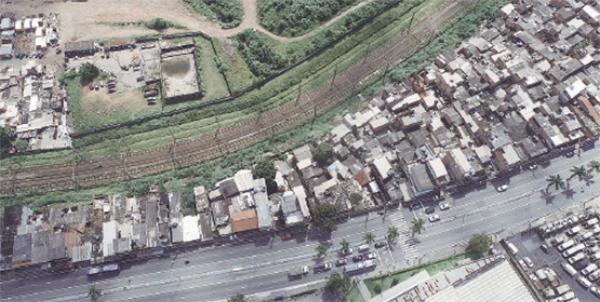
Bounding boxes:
342 248 352 255
519 259 528 270
147 97 157 101
524 257 534 268
439 203 451 210
374 242 386 248
100 81 104 87
496 184 508 192
313 263 332 273
365 252 377 260
528 164 537 170
578 275 592 288
425 207 435 214
281 234 292 240
591 286 600 298
352 255 363 262
428 214 440 222
565 150 575 157
94 84 99 90
336 258 347 266
541 244 549 253
574 258 591 270
89 84 94 90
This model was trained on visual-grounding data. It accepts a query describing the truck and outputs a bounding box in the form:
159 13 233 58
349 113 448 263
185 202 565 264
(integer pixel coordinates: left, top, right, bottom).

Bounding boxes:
288 266 309 278
562 243 584 258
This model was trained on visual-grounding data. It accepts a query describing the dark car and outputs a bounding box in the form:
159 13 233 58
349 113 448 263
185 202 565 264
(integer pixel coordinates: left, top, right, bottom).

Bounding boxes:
574 258 591 270
352 255 363 262
336 258 347 267
565 150 575 157
425 207 435 214
540 244 549 253
374 242 386 248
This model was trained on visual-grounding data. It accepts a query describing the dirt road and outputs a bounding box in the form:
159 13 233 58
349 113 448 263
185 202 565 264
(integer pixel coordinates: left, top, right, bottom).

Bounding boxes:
0 0 373 42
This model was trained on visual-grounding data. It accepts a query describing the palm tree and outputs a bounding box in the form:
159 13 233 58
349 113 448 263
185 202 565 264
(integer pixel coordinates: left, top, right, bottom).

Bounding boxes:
88 284 101 300
316 244 328 258
411 218 425 234
546 174 565 191
340 239 350 252
589 160 600 174
387 226 399 241
364 232 375 244
570 165 588 182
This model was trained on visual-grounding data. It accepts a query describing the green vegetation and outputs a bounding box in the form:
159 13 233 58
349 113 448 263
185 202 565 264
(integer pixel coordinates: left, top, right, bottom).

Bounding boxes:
342 285 364 302
228 293 247 302
14 139 28 153
88 284 102 300
252 157 277 194
215 39 254 94
364 232 375 244
411 218 425 234
0 127 13 155
589 160 600 174
78 63 99 85
258 0 358 37
316 244 329 257
313 142 333 166
234 30 289 80
313 202 339 232
340 239 351 251
364 251 484 295
325 271 351 294
183 0 244 29
468 233 491 256
387 226 399 241
546 174 565 191
144 18 181 31
569 165 588 182
195 38 229 100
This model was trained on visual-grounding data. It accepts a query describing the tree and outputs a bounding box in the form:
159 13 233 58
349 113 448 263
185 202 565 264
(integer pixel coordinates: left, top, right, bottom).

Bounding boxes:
374 284 382 294
14 139 28 153
387 226 399 241
252 157 277 194
570 165 588 182
468 233 492 255
411 218 425 234
88 284 102 300
546 174 564 191
313 202 338 232
589 160 600 174
228 294 247 302
340 239 350 252
324 271 351 294
145 17 171 30
364 232 375 244
79 63 99 84
313 143 333 166
316 244 328 258
0 127 12 155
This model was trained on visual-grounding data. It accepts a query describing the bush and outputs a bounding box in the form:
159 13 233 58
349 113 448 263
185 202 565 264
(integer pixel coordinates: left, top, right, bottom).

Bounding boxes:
145 18 173 31
468 233 492 255
234 29 289 79
183 0 244 29
258 0 358 37
391 278 399 286
79 63 99 85
312 142 333 166
373 284 382 294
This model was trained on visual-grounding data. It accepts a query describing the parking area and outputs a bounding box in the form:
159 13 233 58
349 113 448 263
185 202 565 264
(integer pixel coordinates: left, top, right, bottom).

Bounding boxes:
506 208 600 302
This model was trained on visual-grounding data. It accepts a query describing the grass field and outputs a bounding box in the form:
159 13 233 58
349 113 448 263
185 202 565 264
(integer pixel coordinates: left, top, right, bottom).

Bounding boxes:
343 285 365 302
195 38 230 100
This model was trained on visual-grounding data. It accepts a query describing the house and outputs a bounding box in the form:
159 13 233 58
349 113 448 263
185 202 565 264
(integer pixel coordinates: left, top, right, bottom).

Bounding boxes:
230 209 258 233
219 178 239 198
0 18 14 31
280 193 304 226
372 156 393 181
0 44 13 59
493 144 523 170
581 5 600 25
293 144 313 170
406 163 436 196
64 40 95 57
427 157 450 186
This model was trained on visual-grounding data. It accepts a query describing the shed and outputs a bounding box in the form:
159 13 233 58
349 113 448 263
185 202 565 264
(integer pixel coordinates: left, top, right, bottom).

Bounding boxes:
230 209 258 233
0 18 14 31
64 40 95 57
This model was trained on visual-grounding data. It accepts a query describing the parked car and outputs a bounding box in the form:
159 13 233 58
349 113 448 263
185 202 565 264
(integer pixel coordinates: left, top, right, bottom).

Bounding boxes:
577 275 592 288
574 258 591 270
425 207 435 214
352 255 363 262
439 203 451 210
552 236 566 246
336 258 347 266
374 242 386 248
94 84 99 90
523 257 534 269
89 84 94 90
591 286 600 298
365 252 377 260
540 244 549 253
281 234 292 240
496 184 508 192
428 214 440 222
519 259 528 270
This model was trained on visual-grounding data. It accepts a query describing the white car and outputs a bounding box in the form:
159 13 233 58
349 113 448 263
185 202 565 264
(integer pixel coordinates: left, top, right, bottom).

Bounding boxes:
591 286 600 298
519 259 528 270
365 252 377 260
439 203 451 210
428 214 440 222
496 184 508 192
523 257 534 269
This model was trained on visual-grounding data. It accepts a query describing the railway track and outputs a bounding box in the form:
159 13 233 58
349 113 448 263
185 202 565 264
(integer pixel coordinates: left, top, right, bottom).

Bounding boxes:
0 0 474 193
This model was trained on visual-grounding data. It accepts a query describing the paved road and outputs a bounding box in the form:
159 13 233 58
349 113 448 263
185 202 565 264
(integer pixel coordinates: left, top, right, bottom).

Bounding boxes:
2 144 600 301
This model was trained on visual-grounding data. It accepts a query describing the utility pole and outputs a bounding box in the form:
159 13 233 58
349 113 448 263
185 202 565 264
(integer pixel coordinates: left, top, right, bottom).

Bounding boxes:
331 64 338 88
363 43 371 63
295 79 302 106
408 12 416 33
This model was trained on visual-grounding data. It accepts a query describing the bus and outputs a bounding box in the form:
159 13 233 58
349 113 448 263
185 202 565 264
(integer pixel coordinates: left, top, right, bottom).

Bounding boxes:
86 264 120 276
344 260 377 274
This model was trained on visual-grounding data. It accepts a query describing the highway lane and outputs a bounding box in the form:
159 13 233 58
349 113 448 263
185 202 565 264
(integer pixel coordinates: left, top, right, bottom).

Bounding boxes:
3 146 599 301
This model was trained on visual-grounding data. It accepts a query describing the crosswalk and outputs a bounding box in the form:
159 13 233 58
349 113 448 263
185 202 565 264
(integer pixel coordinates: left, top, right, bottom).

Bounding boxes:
387 210 421 260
